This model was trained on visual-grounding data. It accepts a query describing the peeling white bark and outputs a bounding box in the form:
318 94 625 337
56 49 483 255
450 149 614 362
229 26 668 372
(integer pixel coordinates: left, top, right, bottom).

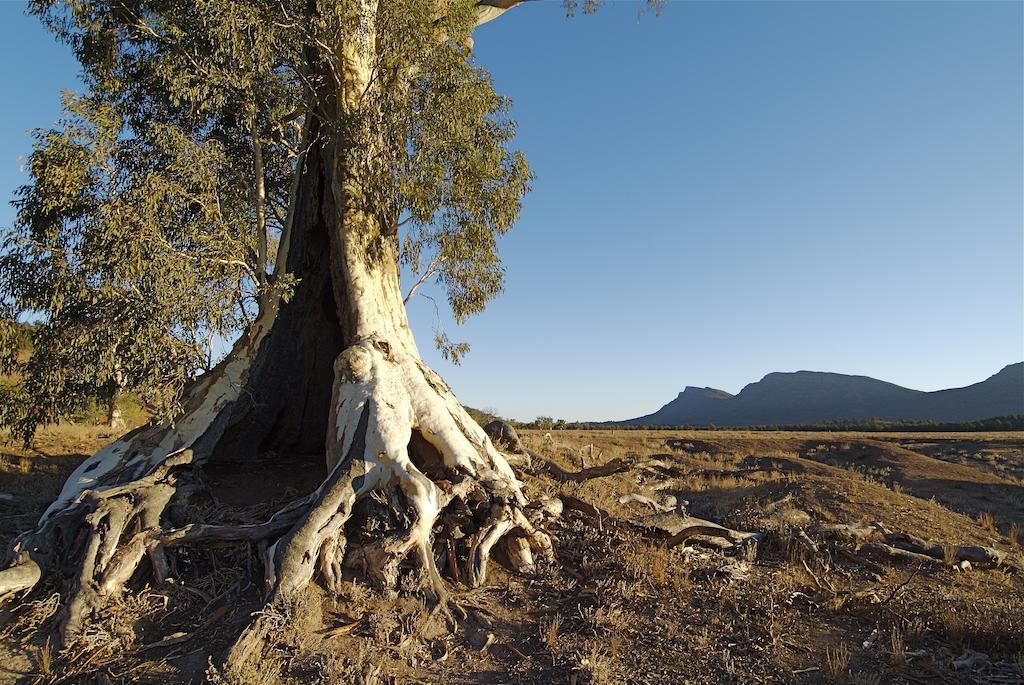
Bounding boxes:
40 304 278 523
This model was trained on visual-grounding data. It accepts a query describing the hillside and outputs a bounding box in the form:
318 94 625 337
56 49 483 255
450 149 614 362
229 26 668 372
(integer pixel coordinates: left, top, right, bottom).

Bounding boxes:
620 363 1024 426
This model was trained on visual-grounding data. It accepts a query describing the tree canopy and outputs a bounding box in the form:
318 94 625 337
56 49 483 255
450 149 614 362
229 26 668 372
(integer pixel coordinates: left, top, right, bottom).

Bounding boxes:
1 0 538 441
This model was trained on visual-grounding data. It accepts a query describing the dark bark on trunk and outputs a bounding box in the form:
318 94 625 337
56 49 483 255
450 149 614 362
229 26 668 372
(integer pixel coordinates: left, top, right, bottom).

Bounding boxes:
199 120 344 465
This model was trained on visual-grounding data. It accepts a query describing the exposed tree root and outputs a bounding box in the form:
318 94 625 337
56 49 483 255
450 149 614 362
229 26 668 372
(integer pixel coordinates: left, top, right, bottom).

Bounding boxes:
210 340 560 674
1 336 558 653
262 337 552 605
0 302 289 638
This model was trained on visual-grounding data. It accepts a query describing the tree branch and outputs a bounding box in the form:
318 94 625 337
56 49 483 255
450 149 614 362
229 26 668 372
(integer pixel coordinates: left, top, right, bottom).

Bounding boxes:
251 115 268 293
403 255 442 304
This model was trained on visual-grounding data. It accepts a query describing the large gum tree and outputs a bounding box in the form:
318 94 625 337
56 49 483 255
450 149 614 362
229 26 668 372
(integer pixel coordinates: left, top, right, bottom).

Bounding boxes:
0 0 660 659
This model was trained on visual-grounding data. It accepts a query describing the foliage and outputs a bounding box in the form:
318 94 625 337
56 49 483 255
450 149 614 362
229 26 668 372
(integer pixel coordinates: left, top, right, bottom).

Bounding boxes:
0 91 262 443
395 29 532 322
463 405 501 428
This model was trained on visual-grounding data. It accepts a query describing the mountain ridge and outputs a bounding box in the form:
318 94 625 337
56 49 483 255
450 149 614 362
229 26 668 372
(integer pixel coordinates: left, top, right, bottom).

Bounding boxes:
616 363 1024 426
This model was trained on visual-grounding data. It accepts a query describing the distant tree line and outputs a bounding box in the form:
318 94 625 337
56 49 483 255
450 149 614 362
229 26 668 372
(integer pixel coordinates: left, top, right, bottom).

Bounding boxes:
505 415 1024 432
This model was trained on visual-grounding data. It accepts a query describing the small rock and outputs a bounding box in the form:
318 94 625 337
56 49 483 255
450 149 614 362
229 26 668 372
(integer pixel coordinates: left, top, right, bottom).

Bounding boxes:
483 420 525 453
954 560 972 573
718 561 751 582
468 630 493 649
862 628 879 650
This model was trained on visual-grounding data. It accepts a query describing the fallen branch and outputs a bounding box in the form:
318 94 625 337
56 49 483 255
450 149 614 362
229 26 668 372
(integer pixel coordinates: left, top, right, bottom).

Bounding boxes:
857 543 944 568
541 456 632 483
618 494 673 513
559 494 762 557
883 532 1007 569
794 529 819 556
801 558 834 593
664 518 759 549
881 563 923 604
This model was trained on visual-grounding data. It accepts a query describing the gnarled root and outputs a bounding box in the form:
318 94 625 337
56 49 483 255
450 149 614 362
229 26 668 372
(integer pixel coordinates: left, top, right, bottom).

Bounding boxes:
1 308 283 634
2 447 313 640
265 337 553 605
3 449 191 638
221 338 556 674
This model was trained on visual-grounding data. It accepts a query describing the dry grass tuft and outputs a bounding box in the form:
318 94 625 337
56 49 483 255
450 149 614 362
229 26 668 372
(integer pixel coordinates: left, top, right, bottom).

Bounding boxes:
889 626 905 666
542 614 562 655
575 645 615 685
0 454 31 474
849 672 881 685
37 637 52 678
977 511 997 533
826 643 850 683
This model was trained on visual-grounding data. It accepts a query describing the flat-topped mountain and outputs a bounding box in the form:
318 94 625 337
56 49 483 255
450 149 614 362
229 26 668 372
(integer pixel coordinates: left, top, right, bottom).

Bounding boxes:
618 363 1024 426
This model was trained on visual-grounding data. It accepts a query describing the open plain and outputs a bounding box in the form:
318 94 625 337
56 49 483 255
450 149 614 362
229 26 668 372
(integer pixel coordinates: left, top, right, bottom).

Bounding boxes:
0 425 1020 684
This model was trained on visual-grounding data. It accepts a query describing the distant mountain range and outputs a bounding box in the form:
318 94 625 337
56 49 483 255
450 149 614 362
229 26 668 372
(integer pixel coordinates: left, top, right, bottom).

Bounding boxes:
616 363 1024 426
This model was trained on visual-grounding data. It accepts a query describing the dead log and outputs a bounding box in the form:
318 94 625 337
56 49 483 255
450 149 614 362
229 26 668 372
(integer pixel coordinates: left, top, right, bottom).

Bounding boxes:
541 456 632 483
857 542 944 568
559 494 762 557
635 509 763 557
883 532 1006 568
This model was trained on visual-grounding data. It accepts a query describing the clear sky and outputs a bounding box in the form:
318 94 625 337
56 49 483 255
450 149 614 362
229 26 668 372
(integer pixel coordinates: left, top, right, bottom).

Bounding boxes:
1 1 1021 422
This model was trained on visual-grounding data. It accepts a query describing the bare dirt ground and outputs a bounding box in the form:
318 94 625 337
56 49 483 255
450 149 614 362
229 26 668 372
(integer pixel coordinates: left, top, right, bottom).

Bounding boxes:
0 427 1021 684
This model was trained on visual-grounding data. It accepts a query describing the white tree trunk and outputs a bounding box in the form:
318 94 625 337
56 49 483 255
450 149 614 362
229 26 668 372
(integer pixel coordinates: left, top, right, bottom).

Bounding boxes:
262 11 549 602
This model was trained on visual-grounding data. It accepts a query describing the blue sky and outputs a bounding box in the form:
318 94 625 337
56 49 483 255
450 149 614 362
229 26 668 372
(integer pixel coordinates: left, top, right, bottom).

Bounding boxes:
1 1 1021 421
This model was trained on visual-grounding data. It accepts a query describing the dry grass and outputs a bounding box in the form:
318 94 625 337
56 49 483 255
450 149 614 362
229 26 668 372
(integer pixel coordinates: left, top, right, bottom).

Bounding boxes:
849 672 881 685
977 511 998 533
541 614 562 656
1 426 1022 684
889 626 905 666
826 642 850 683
